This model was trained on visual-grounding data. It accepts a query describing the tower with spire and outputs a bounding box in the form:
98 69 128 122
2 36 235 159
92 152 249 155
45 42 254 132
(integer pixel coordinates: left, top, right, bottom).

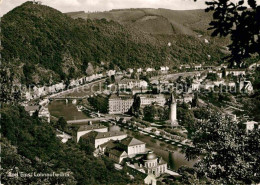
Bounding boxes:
169 93 178 126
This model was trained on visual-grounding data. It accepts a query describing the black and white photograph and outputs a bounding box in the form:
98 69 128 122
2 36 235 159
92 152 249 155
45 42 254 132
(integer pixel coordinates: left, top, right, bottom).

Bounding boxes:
0 0 259 184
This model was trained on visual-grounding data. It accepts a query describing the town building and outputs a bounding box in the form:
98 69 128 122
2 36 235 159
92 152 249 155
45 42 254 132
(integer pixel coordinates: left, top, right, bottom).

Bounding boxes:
38 106 50 123
177 94 193 104
77 123 108 142
98 137 146 157
127 68 134 74
118 79 148 89
107 70 116 76
160 66 169 73
126 151 167 177
24 105 40 116
138 94 166 107
120 137 146 156
225 69 246 77
109 149 128 163
194 64 202 70
146 68 155 72
80 131 127 148
56 129 72 143
191 80 200 91
243 121 258 132
108 94 134 114
179 64 191 70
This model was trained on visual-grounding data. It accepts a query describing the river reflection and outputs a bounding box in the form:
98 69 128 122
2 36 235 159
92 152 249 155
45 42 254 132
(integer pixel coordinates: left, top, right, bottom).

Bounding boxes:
111 125 197 170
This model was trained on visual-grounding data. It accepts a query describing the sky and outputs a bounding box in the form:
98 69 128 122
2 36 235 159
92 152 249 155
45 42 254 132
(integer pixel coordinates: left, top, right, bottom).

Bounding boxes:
0 0 247 16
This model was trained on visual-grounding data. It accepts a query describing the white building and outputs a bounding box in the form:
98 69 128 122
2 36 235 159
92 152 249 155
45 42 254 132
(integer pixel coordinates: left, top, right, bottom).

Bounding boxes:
56 129 72 143
24 105 39 116
179 64 191 70
138 94 166 107
77 124 108 142
137 68 143 73
108 94 134 114
120 137 146 156
127 68 134 74
146 68 155 72
81 131 127 148
243 121 258 132
118 79 148 89
126 151 167 178
106 70 116 76
194 64 202 70
160 66 169 73
225 69 246 76
192 81 201 91
38 106 50 123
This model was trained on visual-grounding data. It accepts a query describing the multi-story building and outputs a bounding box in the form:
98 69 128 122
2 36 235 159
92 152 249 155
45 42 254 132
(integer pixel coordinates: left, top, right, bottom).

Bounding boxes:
137 94 166 107
108 94 134 114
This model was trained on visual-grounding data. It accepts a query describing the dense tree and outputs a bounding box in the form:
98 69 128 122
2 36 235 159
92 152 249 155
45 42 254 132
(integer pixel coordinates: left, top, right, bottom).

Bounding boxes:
88 95 108 113
56 117 67 130
185 111 260 184
197 0 260 66
168 152 175 170
1 104 136 185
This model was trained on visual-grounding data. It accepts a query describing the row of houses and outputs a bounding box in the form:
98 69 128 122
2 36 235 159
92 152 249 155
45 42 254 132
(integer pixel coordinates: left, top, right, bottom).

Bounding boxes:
192 78 254 93
24 73 104 101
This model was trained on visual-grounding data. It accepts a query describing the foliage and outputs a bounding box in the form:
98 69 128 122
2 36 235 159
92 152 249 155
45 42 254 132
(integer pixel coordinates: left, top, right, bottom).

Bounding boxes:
199 0 260 66
185 111 260 184
206 73 218 81
56 117 67 130
2 2 225 86
0 104 135 185
177 103 196 134
168 152 175 170
143 104 169 122
88 95 108 113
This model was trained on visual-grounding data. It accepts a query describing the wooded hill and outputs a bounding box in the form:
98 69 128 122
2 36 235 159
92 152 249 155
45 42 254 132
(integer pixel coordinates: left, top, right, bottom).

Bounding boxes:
1 2 226 85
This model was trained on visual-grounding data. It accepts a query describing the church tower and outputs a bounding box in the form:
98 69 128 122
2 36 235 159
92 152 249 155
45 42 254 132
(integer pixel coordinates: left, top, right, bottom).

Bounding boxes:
170 93 178 126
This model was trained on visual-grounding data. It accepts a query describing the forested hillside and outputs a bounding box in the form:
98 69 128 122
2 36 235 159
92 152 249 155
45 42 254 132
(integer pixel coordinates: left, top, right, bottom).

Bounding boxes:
1 2 225 85
0 105 140 185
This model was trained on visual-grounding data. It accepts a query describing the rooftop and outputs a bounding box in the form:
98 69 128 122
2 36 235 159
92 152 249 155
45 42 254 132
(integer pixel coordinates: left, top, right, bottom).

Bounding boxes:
24 105 39 112
109 149 127 157
109 94 133 100
121 137 145 146
78 124 107 132
96 131 126 139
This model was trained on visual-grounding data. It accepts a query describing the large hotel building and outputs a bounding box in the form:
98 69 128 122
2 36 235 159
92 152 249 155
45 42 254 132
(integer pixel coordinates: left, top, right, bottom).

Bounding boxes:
108 94 134 114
